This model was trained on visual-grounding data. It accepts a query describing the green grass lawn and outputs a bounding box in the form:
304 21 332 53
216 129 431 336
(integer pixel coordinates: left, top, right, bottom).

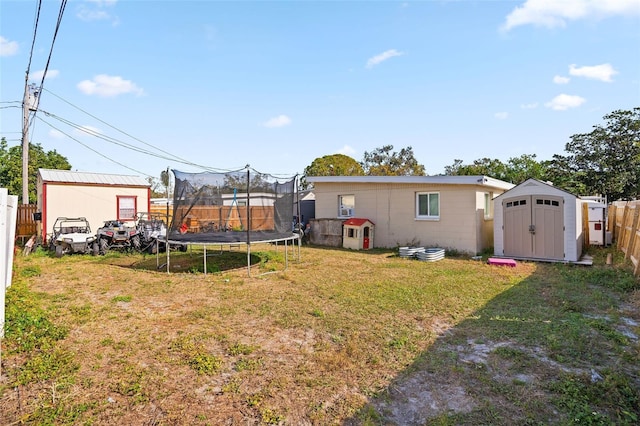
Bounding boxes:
1 244 638 425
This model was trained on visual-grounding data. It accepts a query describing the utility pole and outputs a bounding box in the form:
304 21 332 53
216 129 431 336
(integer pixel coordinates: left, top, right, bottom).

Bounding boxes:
21 74 30 205
21 78 38 204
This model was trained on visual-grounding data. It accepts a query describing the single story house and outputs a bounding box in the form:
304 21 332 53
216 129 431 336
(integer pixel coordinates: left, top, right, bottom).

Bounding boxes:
493 178 583 262
37 169 151 244
306 175 514 254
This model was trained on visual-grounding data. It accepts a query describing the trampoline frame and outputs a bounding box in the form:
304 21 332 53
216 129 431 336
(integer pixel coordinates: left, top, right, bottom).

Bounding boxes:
157 234 301 277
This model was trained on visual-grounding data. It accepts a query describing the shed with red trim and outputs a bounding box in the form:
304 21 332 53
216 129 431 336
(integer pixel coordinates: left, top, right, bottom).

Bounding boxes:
37 169 151 244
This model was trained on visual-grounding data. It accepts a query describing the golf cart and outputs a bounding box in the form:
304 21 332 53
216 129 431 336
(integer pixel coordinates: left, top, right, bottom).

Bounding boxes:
49 217 98 257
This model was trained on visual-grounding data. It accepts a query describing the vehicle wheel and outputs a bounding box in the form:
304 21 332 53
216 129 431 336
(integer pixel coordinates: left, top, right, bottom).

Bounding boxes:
92 241 99 256
99 238 109 255
132 235 141 251
55 244 64 258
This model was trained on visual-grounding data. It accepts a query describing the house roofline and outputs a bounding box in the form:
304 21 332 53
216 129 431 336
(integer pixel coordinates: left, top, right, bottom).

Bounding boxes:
306 175 514 191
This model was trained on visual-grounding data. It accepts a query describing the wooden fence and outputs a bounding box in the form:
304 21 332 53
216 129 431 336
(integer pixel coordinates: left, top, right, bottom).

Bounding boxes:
608 200 640 278
149 204 172 224
172 205 276 232
15 204 37 242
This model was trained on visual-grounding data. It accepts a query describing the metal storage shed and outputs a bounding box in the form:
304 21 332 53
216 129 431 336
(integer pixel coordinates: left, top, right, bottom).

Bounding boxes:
37 169 151 244
493 179 584 262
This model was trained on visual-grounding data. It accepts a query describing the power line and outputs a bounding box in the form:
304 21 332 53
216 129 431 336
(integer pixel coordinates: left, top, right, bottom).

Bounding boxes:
41 88 245 173
36 115 154 178
37 109 239 175
37 0 67 93
25 0 43 78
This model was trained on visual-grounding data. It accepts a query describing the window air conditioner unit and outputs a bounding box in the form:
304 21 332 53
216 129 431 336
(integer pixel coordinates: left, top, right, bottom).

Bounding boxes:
340 208 354 217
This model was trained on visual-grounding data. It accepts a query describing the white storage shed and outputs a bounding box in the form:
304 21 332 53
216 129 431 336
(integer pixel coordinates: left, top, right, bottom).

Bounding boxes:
493 179 584 262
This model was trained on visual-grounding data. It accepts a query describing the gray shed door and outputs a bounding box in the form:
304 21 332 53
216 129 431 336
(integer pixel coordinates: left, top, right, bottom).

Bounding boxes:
503 195 564 260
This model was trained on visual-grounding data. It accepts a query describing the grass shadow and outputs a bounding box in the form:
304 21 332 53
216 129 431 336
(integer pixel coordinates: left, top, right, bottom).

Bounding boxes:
347 247 640 425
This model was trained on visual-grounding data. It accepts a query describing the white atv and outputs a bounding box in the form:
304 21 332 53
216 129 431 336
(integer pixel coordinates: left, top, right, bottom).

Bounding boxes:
49 217 98 258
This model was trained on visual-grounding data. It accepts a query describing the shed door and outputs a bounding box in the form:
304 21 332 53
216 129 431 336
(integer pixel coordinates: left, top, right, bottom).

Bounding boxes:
532 196 563 260
503 197 532 258
503 195 564 260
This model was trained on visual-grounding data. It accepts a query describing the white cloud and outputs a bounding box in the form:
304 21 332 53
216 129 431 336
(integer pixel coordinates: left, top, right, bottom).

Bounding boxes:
30 69 60 82
501 0 640 32
263 115 292 128
569 63 618 82
81 125 101 136
49 129 65 140
74 125 102 137
553 75 570 84
494 112 509 120
0 36 19 56
77 0 119 25
86 0 118 6
545 94 586 110
77 74 144 97
337 145 356 156
520 102 539 109
366 49 404 69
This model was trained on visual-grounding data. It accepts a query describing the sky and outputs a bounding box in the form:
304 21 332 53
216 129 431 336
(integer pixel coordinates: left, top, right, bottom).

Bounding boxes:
1 0 639 183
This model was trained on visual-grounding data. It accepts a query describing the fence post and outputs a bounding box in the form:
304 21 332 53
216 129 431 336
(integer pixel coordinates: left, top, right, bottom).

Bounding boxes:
607 204 616 241
625 205 639 262
624 205 640 260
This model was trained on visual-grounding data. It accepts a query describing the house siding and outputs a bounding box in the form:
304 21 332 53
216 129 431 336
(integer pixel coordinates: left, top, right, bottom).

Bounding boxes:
313 182 502 254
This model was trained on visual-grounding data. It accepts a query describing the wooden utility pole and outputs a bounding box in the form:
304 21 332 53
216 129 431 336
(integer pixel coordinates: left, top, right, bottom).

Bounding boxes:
21 80 39 204
22 74 30 204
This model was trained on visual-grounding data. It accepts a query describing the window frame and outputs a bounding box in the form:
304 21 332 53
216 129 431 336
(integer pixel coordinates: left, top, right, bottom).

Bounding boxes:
116 195 138 221
338 194 355 218
415 191 440 220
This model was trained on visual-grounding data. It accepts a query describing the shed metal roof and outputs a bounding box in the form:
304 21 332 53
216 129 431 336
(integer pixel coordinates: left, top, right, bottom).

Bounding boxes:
38 169 150 187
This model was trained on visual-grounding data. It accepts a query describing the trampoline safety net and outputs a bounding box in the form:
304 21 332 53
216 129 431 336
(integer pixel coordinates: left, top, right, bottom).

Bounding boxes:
168 169 298 244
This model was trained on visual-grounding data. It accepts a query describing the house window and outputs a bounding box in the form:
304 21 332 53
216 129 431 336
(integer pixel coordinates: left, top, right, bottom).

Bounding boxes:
416 192 439 219
484 192 493 219
117 196 137 221
338 194 354 217
347 228 356 238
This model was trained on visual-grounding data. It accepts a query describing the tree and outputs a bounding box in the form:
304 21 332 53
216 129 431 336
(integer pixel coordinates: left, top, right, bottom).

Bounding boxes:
361 145 426 176
502 154 549 185
444 154 549 185
147 176 166 198
0 138 72 203
552 108 640 200
444 157 508 180
544 154 588 195
302 154 364 188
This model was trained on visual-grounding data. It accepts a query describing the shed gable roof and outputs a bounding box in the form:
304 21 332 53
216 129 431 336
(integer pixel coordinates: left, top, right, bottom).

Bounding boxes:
38 169 150 187
494 178 578 200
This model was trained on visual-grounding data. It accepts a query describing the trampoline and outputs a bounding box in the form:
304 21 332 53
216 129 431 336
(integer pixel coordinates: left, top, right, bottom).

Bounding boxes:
159 167 301 276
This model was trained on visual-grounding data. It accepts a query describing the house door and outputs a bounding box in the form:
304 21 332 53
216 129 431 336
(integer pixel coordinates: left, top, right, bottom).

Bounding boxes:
503 195 564 260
